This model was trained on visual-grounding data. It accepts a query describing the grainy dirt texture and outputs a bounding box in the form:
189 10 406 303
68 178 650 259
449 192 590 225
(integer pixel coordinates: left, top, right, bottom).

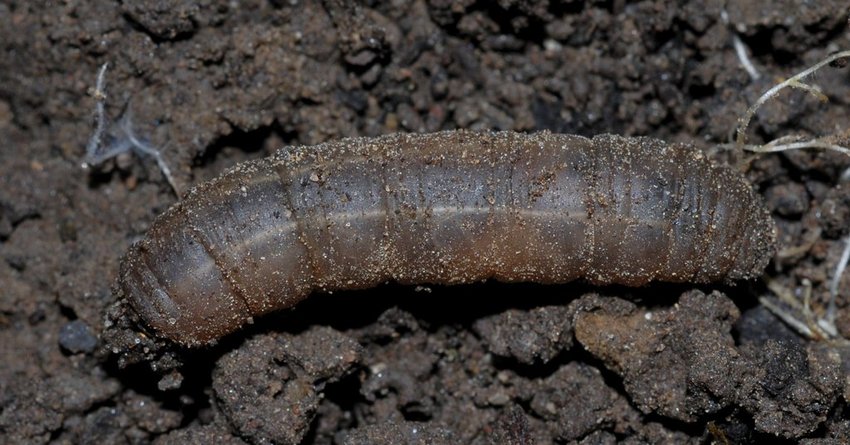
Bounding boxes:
1 0 850 444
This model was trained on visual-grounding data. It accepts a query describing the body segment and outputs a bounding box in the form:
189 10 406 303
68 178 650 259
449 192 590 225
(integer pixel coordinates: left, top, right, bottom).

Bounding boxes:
119 131 776 345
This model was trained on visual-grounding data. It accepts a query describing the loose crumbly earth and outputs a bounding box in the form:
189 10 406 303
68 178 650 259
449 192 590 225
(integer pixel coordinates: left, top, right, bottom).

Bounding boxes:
1 1 850 444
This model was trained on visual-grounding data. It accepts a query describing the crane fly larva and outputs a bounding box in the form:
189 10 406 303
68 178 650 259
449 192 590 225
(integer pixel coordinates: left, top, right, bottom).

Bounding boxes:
117 130 776 346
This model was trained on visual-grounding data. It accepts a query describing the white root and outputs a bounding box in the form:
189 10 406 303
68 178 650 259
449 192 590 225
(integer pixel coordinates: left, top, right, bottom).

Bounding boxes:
83 63 179 196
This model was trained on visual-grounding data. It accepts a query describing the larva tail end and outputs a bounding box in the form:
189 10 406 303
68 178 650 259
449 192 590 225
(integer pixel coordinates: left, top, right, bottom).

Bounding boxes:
727 198 778 282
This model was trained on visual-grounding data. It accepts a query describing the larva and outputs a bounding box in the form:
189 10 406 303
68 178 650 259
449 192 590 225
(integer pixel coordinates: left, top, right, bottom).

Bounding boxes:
118 130 776 346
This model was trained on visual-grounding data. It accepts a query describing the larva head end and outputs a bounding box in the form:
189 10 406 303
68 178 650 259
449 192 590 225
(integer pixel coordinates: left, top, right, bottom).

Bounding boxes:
100 284 182 372
116 217 256 348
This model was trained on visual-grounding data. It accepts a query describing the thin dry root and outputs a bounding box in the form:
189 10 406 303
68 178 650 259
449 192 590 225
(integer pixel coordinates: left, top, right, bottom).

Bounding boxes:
776 226 822 259
827 235 850 332
83 63 180 196
742 136 850 157
83 63 110 167
737 50 850 342
761 279 837 342
736 49 850 145
759 295 823 340
762 235 850 343
117 110 180 195
720 10 761 81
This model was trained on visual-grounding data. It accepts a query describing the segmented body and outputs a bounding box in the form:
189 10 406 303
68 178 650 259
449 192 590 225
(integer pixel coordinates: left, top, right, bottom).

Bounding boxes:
119 131 776 345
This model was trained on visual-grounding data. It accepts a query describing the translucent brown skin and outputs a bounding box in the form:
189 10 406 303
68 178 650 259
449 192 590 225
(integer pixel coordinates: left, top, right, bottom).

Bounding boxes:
118 131 776 346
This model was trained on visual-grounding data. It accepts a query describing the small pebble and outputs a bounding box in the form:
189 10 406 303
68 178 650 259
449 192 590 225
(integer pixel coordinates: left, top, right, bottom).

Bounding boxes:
59 320 98 354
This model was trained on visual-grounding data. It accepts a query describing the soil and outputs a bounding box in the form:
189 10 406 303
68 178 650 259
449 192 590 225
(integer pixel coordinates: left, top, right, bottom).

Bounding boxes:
2 1 850 444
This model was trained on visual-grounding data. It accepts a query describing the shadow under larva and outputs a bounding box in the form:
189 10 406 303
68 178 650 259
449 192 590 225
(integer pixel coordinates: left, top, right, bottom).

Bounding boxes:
117 130 776 346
